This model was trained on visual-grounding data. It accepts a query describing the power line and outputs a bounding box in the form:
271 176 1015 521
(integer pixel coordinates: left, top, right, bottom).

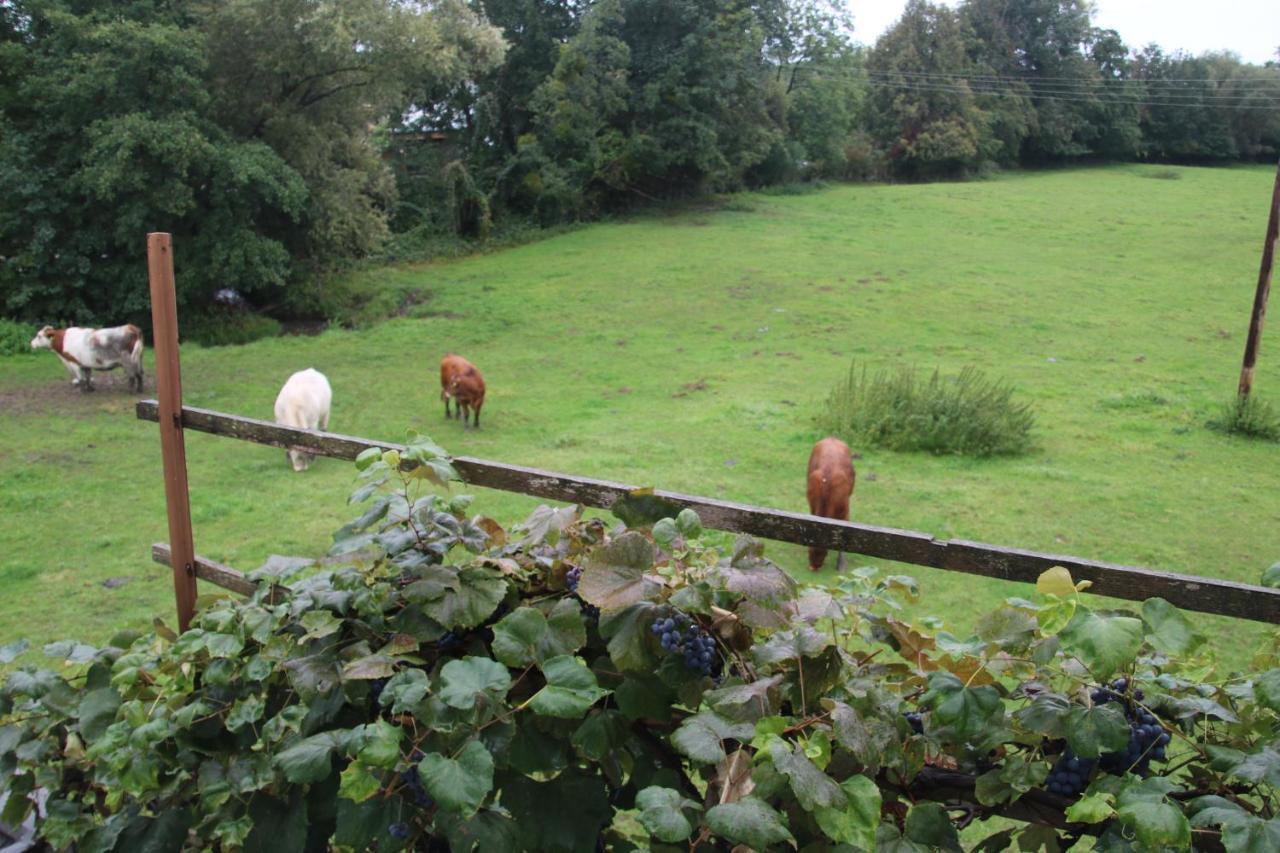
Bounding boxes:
834 76 1280 111
855 67 1280 88
860 73 1280 104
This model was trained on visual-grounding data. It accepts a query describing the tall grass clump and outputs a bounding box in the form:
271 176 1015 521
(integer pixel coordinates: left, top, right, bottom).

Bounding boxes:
1207 394 1280 442
0 319 35 355
819 363 1036 456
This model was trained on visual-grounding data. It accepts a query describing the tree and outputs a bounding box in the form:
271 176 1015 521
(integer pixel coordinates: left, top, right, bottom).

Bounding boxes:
0 0 306 322
198 0 505 265
0 0 505 324
522 0 781 217
962 0 1104 161
867 0 988 178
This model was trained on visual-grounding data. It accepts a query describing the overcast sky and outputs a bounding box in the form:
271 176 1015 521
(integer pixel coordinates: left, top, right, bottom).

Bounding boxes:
849 1 1279 65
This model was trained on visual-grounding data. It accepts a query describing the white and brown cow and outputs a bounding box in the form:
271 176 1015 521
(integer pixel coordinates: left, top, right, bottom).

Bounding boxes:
30 325 145 392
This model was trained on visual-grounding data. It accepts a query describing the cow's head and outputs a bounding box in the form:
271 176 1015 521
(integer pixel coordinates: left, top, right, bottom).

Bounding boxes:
30 326 57 351
287 448 315 472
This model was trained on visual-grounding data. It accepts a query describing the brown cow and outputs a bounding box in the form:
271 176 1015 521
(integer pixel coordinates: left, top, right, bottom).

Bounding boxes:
806 436 855 571
450 365 486 430
439 354 474 419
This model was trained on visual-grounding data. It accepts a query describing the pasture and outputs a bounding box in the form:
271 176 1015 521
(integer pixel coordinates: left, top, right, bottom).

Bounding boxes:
0 164 1277 662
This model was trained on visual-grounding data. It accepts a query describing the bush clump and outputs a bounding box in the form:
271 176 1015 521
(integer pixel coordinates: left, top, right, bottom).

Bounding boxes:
1208 393 1280 442
182 308 282 347
0 318 36 355
819 362 1035 456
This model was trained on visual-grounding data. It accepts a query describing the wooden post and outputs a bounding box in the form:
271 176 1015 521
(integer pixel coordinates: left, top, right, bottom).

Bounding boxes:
1238 159 1280 398
147 233 198 631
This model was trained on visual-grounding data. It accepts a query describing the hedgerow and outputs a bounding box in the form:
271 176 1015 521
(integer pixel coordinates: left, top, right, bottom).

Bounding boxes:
0 435 1277 850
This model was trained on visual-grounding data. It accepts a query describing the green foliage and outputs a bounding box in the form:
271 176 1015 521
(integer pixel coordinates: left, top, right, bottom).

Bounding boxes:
819 362 1036 456
0 0 504 324
2 442 1278 850
182 309 283 348
1208 394 1280 442
0 318 35 356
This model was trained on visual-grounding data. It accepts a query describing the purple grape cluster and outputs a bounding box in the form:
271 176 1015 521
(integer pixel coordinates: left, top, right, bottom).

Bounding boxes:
903 711 924 735
388 822 410 840
1092 677 1171 773
650 614 720 676
565 565 582 593
1046 748 1096 797
399 764 433 808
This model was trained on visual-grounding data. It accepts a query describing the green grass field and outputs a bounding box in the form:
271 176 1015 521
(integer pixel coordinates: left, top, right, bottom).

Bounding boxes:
1 164 1277 664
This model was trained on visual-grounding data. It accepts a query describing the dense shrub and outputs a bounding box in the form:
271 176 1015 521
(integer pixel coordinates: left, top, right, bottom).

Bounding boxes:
819 362 1036 456
0 438 1276 850
0 318 35 355
182 309 282 348
1208 393 1280 442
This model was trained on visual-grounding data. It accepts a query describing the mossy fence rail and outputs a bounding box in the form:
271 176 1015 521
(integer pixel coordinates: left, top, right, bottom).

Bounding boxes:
135 400 1280 626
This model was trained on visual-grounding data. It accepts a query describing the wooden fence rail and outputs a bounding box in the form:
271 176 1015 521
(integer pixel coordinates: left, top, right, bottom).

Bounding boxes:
137 400 1280 625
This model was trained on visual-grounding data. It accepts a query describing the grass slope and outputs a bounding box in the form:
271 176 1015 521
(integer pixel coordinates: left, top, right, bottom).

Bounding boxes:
1 164 1277 661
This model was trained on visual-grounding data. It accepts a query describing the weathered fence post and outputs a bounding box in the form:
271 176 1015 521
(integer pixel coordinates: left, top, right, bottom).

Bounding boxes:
1238 158 1280 398
147 233 198 632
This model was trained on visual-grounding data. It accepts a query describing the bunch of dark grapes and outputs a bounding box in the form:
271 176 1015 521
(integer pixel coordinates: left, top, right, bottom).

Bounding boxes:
903 711 924 735
650 614 721 677
368 677 390 719
1092 677 1171 774
436 631 463 653
1046 748 1096 797
562 565 598 624
399 753 435 809
388 822 411 840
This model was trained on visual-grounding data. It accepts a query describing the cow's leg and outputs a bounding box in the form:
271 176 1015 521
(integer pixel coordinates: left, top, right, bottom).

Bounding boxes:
80 368 94 392
473 403 481 430
836 552 847 571
461 402 471 430
318 411 329 431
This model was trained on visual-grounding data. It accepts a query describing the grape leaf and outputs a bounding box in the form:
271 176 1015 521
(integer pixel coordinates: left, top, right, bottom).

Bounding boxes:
418 740 494 814
338 762 380 803
814 774 880 850
769 742 846 811
275 731 343 784
492 601 585 668
1116 778 1191 849
1253 669 1280 714
438 657 512 711
529 655 609 719
671 711 754 764
578 532 661 611
705 797 795 849
1065 704 1130 759
635 786 700 843
1141 597 1205 657
1059 609 1143 679
906 802 962 852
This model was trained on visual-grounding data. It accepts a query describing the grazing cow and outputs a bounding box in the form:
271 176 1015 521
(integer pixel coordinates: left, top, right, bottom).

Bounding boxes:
806 436 855 571
450 364 486 430
439 353 474 419
273 368 332 472
30 324 145 392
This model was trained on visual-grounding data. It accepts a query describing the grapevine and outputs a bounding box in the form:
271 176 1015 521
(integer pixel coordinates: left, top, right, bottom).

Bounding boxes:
0 437 1273 851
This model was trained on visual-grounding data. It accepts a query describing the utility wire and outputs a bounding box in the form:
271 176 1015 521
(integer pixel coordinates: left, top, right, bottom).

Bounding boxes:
854 67 1280 88
861 73 1280 104
819 76 1280 110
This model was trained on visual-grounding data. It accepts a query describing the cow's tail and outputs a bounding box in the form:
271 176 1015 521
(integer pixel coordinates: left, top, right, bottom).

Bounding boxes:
123 325 143 360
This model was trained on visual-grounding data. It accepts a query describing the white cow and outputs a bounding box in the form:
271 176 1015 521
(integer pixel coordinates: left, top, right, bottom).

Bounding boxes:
30 324 145 392
273 368 332 472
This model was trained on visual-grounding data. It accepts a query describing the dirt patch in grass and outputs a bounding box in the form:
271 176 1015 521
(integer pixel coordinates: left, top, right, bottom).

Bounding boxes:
0 375 143 417
673 379 709 398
